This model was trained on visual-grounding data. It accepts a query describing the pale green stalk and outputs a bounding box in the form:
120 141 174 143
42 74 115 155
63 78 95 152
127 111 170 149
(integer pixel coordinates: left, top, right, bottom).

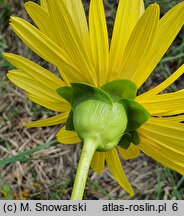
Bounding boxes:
70 139 98 200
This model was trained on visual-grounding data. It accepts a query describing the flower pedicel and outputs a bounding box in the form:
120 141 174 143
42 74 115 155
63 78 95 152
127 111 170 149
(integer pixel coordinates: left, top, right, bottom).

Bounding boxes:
3 0 184 200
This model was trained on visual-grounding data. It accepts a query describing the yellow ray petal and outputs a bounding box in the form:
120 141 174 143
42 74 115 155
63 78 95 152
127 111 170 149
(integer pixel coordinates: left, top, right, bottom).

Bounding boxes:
137 64 184 99
26 93 69 112
139 117 184 148
118 145 140 160
25 2 58 44
10 17 86 83
139 139 184 176
3 53 65 89
105 148 134 196
63 0 89 51
117 4 159 83
25 112 69 128
47 0 97 85
56 127 81 144
164 115 184 123
7 70 65 103
141 136 184 162
134 2 184 88
108 0 144 80
90 151 105 174
89 0 109 86
138 90 184 116
40 0 48 11
139 132 184 175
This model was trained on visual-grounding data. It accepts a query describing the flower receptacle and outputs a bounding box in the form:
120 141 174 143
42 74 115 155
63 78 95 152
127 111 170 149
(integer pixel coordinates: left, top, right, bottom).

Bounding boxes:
73 98 128 151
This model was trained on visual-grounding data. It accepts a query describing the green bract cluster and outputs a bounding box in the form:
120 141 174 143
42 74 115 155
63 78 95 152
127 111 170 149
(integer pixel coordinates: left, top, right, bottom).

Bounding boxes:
56 80 149 151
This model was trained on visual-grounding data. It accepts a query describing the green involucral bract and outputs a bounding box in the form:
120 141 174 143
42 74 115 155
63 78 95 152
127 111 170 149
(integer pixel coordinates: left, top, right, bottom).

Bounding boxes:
56 86 72 103
56 80 150 151
118 130 140 150
101 79 137 102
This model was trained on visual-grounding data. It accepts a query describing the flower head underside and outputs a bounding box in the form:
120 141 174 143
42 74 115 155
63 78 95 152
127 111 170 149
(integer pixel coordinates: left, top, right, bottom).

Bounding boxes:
3 0 184 199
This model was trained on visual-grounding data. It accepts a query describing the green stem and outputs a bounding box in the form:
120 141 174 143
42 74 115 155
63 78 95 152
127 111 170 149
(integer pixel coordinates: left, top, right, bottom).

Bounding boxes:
70 139 98 200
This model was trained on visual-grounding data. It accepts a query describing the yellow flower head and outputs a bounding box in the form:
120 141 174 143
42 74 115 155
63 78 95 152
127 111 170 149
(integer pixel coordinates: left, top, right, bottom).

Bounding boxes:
3 0 184 200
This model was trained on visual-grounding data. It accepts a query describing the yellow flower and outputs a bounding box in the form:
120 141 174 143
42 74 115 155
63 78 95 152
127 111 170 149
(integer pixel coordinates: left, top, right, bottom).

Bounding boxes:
3 0 184 199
